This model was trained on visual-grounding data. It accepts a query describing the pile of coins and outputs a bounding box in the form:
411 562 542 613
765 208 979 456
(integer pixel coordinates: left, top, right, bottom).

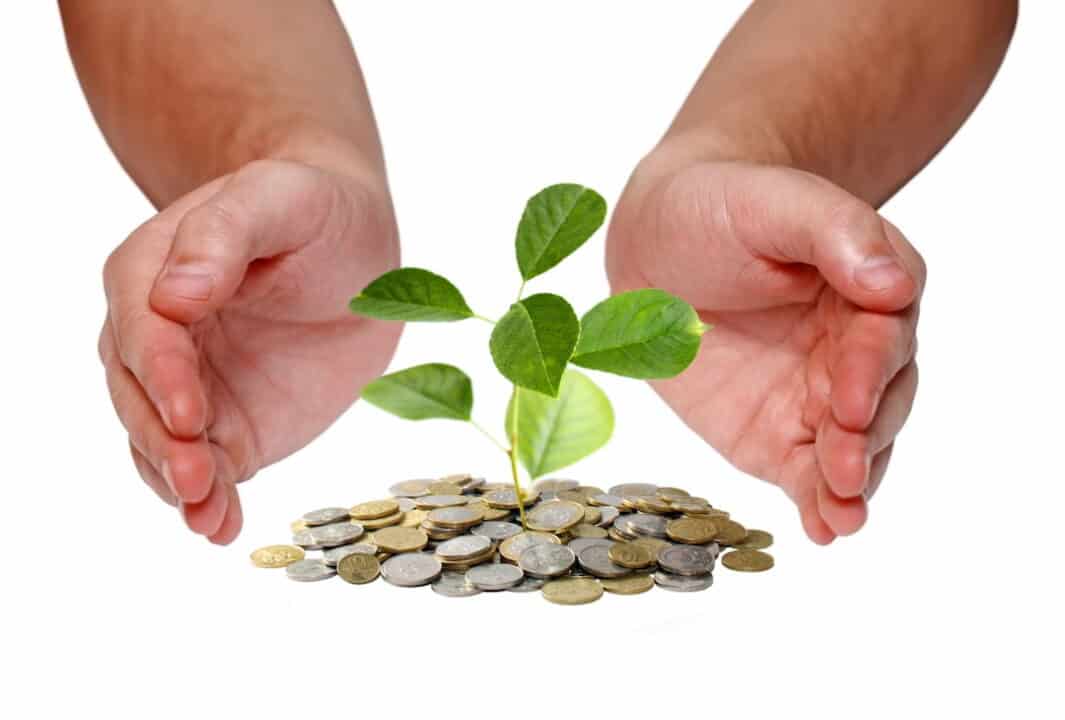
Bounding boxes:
251 475 775 605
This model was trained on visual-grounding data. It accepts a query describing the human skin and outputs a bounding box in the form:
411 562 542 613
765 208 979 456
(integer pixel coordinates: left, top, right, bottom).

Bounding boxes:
607 0 1018 542
61 0 402 543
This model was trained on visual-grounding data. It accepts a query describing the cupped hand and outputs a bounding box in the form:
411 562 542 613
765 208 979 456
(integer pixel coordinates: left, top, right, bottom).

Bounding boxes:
607 159 925 543
99 159 401 543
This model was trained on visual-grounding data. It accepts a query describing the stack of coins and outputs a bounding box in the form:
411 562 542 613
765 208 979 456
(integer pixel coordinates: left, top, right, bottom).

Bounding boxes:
253 476 775 605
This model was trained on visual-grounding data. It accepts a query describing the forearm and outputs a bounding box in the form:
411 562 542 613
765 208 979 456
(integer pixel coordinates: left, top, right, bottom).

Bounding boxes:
652 0 1018 206
60 0 384 207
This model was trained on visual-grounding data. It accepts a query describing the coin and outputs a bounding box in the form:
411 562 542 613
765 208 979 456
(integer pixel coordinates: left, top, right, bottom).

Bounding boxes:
358 511 404 530
734 529 774 550
589 493 625 508
566 537 615 556
337 553 380 584
291 531 323 550
400 509 429 528
432 571 482 598
608 542 656 569
569 523 609 539
654 570 714 592
466 563 523 591
415 494 470 509
518 544 576 578
499 531 561 563
635 496 674 514
285 559 335 582
582 506 602 525
542 577 603 605
471 521 522 541
666 516 719 545
656 487 690 499
467 501 510 521
608 483 659 497
618 513 669 538
721 549 774 572
250 545 305 568
426 506 483 529
526 501 585 532
556 490 589 505
658 545 715 576
308 522 363 548
290 519 308 533
372 526 429 553
596 507 620 527
534 479 580 493
713 519 748 545
508 575 546 593
601 574 655 595
435 535 492 561
322 542 377 566
482 488 538 509
380 553 442 587
428 481 463 495
301 507 350 526
350 499 400 520
577 544 631 579
388 479 432 498
630 536 672 558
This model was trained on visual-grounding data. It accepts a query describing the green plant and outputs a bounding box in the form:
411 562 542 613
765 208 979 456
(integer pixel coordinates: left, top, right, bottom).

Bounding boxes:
349 183 710 527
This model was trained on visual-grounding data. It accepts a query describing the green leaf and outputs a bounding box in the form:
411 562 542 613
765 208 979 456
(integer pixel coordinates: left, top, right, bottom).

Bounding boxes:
571 289 706 379
361 363 473 420
515 184 607 281
349 268 473 322
489 293 579 397
505 370 614 478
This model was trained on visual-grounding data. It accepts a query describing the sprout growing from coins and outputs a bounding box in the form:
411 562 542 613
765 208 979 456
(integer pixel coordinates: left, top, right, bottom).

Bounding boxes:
349 184 710 528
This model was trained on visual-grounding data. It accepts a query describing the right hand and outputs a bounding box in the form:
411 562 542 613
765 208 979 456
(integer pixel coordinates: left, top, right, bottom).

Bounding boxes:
99 159 402 544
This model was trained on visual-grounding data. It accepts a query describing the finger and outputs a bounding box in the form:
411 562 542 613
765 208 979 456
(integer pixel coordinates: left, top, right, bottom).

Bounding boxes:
816 479 868 537
865 444 894 501
129 440 176 506
102 340 215 504
209 482 243 545
830 307 918 430
104 243 208 439
779 446 836 545
180 469 229 537
818 361 918 498
725 166 926 312
150 160 339 324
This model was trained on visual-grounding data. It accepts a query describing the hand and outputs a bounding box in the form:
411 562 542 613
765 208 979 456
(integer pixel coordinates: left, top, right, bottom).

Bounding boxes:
99 159 401 544
607 158 925 543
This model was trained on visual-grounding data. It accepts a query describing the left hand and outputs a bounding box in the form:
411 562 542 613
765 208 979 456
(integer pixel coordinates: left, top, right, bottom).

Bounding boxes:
607 157 925 543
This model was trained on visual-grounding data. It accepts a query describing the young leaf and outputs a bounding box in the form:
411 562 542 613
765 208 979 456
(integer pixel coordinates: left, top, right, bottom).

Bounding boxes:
361 363 473 420
505 370 614 478
571 289 705 379
489 293 579 397
349 268 474 322
516 184 607 281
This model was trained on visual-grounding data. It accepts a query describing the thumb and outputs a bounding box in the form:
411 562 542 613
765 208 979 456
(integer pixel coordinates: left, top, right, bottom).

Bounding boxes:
729 165 924 312
150 160 335 324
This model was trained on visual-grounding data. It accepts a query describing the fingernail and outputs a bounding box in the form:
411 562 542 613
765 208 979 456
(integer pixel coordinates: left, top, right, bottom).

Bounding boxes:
854 256 909 291
161 459 177 495
156 265 214 301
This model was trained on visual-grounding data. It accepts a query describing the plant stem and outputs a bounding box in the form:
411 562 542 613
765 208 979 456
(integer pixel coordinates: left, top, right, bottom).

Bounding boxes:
470 419 508 453
507 384 528 529
516 280 526 302
472 313 497 325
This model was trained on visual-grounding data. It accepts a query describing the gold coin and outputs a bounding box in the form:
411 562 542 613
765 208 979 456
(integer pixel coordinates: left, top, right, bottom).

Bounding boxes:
499 531 560 563
437 472 473 485
337 553 381 584
721 549 774 572
542 577 603 605
666 516 719 544
713 519 748 545
635 496 674 514
428 482 463 495
607 528 631 543
527 500 585 532
358 510 404 530
703 508 731 519
656 487 690 499
608 542 656 569
734 529 774 550
556 490 589 505
289 519 308 533
467 502 510 521
583 506 602 525
372 526 429 553
400 509 429 528
250 545 305 568
630 536 671 558
350 499 400 520
569 524 608 539
601 573 655 595
576 486 605 498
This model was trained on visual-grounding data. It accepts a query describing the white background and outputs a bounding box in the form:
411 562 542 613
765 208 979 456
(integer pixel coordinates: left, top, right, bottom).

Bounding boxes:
2 2 1062 718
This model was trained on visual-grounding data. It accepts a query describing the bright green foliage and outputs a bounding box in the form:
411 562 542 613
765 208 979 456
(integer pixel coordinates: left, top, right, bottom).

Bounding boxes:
515 184 606 281
361 363 473 421
489 293 578 397
349 268 473 322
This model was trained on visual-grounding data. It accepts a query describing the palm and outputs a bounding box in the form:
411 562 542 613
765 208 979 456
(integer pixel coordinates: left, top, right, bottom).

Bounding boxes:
608 161 923 542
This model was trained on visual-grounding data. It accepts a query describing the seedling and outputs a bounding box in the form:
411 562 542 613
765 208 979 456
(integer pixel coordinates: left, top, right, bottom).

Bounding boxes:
349 183 710 527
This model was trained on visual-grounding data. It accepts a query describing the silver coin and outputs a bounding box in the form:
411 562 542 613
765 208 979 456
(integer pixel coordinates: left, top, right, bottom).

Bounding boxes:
308 522 364 548
527 501 584 531
577 544 632 579
395 497 417 512
591 493 626 508
285 559 335 582
471 521 522 541
427 506 483 527
380 552 442 587
608 483 659 497
322 542 377 566
482 488 538 508
658 545 716 576
291 531 324 550
415 494 469 509
431 571 482 598
518 544 576 578
654 570 714 592
508 575 546 593
466 563 524 591
567 537 616 556
463 477 486 492
301 507 350 526
596 507 620 527
388 479 432 498
621 513 669 538
434 535 492 561
533 478 580 493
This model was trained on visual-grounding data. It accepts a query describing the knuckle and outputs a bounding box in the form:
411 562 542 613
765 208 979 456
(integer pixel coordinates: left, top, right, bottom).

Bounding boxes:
825 197 879 243
178 201 246 259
